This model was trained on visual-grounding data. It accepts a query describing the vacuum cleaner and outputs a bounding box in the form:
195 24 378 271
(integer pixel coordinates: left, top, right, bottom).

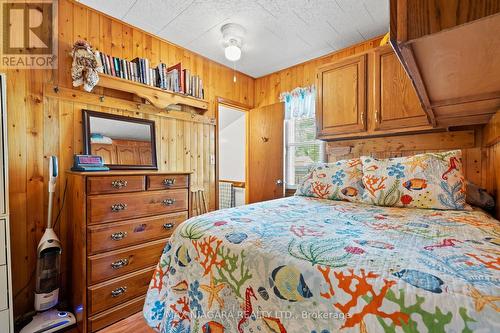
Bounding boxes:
20 156 76 333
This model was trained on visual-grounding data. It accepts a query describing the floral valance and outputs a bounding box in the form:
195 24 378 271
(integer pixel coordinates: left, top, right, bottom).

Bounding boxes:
279 85 316 120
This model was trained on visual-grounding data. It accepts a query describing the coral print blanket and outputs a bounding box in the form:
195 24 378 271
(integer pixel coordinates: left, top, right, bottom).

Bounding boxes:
143 196 500 333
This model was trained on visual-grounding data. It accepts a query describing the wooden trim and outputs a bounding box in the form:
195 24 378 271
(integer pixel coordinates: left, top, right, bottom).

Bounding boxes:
437 114 495 128
431 92 500 108
217 97 252 111
96 74 209 111
398 43 436 127
326 130 476 152
43 84 216 125
219 179 245 188
214 98 250 210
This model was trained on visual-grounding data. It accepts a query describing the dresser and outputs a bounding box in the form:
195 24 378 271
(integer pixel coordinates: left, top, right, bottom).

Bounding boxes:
66 171 190 332
0 74 13 332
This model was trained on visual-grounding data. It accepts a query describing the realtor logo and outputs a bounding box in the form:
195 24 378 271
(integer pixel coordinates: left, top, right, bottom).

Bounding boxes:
1 0 57 68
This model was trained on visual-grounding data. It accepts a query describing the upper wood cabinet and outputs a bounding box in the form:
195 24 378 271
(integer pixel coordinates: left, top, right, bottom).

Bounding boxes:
316 46 430 140
373 45 429 130
316 54 367 138
390 0 500 127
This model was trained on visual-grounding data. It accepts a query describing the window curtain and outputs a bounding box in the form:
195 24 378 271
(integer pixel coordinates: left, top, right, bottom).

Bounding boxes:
279 86 316 120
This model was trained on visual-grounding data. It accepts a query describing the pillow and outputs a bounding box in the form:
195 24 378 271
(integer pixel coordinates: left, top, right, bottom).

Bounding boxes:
295 158 365 202
466 181 495 211
360 150 470 210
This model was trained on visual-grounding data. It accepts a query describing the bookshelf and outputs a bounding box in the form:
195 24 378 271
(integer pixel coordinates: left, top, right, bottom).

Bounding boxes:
96 73 209 111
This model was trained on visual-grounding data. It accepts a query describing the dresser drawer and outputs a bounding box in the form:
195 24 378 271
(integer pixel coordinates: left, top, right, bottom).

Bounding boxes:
147 174 189 190
88 239 165 285
87 176 145 195
0 219 5 265
0 266 7 311
88 267 154 315
0 309 9 333
88 212 186 254
88 296 145 332
88 189 188 224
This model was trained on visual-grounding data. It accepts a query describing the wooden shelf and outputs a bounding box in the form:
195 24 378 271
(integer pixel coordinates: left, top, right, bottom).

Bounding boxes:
96 73 209 111
390 5 500 128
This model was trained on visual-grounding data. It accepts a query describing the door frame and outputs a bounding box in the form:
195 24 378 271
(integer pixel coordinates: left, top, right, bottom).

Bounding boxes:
215 97 251 210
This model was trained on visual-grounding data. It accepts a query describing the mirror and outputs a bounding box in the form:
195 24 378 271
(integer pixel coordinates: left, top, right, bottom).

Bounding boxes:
82 110 157 170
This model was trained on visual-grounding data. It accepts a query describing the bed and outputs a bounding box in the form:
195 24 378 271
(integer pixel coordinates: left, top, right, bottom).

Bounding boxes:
143 196 499 333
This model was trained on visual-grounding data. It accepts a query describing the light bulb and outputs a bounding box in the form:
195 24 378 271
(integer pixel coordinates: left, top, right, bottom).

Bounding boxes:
224 45 241 61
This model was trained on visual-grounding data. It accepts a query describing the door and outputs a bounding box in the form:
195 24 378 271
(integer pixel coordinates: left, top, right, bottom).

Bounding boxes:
217 104 247 208
373 45 430 130
248 103 284 203
316 54 367 138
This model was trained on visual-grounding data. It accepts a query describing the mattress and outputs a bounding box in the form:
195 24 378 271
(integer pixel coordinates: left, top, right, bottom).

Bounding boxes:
143 196 500 332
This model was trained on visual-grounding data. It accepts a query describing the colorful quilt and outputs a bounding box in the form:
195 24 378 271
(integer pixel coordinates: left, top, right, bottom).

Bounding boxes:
143 196 500 333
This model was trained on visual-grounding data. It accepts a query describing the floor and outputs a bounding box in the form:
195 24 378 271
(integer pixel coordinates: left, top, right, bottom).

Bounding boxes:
97 312 154 333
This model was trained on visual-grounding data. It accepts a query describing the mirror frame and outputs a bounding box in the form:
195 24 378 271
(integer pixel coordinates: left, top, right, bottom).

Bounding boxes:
82 109 158 170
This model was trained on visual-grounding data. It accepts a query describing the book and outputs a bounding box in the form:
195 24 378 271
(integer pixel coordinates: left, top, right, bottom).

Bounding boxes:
95 51 104 73
96 52 204 100
167 63 183 93
109 55 115 77
131 57 143 84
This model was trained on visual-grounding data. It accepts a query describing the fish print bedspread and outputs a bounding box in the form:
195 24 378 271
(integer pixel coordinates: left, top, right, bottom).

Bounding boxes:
143 196 500 333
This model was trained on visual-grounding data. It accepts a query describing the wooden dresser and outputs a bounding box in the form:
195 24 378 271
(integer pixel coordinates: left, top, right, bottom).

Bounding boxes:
66 171 190 332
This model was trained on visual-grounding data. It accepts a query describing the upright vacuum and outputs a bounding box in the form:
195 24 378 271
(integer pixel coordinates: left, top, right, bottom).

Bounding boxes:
21 156 76 333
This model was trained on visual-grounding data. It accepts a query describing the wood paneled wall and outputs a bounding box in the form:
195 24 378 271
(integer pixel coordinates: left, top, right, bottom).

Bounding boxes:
254 36 384 108
484 111 500 218
2 0 254 317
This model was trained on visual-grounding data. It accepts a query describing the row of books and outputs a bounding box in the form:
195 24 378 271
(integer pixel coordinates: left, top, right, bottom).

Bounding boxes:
95 51 205 100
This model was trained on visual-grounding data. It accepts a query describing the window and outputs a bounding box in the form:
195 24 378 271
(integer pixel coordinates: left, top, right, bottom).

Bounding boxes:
280 86 323 189
284 116 325 188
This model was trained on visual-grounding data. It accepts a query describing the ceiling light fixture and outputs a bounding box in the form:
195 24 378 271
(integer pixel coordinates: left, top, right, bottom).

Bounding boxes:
221 23 245 62
224 39 241 62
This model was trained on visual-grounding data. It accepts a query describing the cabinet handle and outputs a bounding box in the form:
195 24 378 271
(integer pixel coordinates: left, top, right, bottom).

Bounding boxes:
162 178 176 186
110 231 127 241
111 203 127 212
110 258 129 269
162 198 175 206
163 222 174 230
110 286 127 297
111 180 128 189
361 112 365 126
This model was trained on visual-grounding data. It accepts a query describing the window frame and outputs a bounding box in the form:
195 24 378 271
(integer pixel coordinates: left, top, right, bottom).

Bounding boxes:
284 116 326 189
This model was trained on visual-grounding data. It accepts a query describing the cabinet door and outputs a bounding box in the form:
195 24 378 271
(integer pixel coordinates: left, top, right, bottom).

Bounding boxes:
317 54 367 137
91 144 117 165
138 146 152 165
373 46 429 130
116 145 141 165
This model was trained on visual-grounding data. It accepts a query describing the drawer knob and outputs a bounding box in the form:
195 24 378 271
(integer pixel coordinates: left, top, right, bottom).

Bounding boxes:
162 178 176 186
111 258 129 269
111 180 128 189
111 286 127 298
110 231 127 241
162 198 175 206
163 223 174 230
111 203 127 212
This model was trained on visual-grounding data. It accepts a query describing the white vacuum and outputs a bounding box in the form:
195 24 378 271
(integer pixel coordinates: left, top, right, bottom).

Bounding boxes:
21 156 76 333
